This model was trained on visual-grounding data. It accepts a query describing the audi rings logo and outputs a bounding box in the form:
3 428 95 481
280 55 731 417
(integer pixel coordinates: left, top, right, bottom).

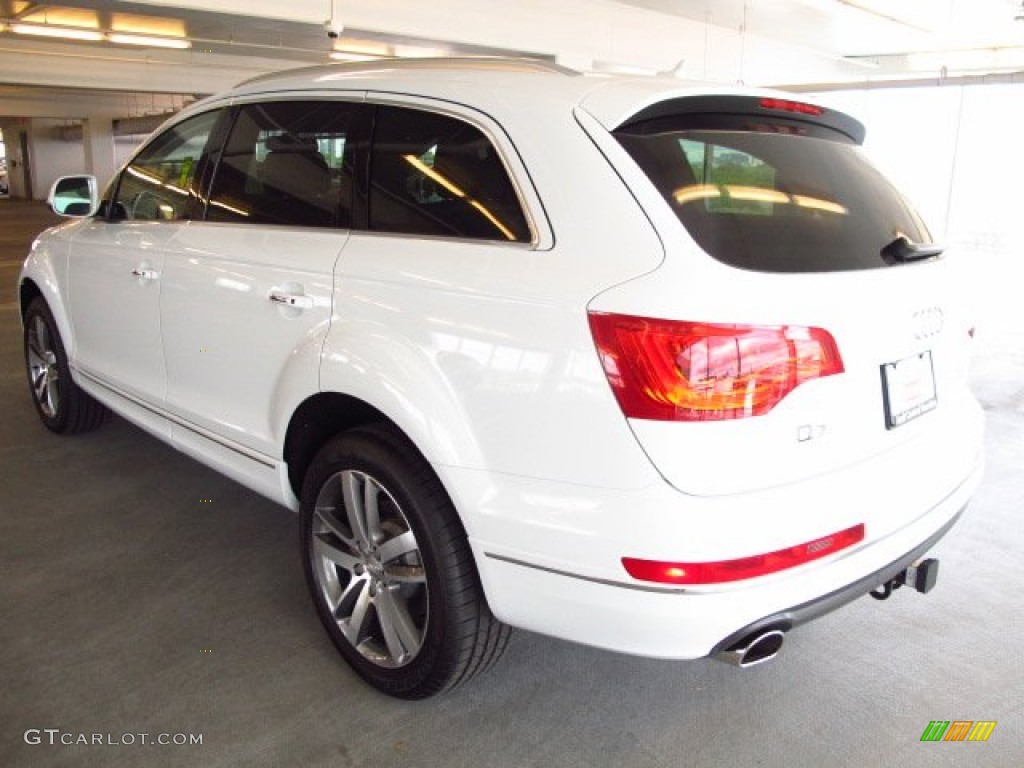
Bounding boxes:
805 537 834 554
912 308 944 340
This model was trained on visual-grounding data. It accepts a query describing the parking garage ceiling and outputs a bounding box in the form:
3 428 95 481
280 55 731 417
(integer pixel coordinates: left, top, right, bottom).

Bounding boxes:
1 0 1023 107
0 0 540 67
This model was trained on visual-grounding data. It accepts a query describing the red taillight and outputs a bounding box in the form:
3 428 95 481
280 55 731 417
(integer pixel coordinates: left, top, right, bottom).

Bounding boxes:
587 313 844 421
622 524 865 585
759 97 825 116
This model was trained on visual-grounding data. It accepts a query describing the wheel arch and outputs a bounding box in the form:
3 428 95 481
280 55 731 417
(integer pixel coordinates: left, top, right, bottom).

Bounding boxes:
284 392 400 500
282 387 484 535
19 276 75 364
19 278 44 320
19 236 76 362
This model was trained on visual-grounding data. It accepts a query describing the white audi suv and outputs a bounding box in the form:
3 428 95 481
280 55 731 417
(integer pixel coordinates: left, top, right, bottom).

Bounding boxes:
19 58 983 698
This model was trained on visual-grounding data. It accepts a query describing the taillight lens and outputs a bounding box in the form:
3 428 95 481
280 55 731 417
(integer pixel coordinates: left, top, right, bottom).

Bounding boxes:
588 313 843 421
622 524 865 585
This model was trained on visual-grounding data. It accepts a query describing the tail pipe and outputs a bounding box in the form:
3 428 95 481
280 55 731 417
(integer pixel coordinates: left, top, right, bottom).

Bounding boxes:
713 629 785 668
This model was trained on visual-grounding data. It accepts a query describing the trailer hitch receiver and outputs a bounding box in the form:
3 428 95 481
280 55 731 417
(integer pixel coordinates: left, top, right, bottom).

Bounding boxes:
869 557 939 601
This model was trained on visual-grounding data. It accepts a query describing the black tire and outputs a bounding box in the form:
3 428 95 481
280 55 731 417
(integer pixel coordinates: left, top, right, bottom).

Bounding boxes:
300 424 510 699
23 297 106 434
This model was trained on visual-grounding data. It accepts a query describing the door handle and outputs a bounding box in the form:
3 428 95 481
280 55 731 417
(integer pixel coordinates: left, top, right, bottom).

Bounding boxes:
268 290 313 310
131 267 159 280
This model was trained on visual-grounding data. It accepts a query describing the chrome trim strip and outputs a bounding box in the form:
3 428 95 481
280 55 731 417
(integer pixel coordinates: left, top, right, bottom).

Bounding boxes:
348 229 535 249
483 552 689 595
75 368 277 469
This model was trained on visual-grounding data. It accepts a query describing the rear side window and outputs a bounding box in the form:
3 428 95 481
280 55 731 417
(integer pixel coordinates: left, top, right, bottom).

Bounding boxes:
616 123 933 273
206 101 357 228
368 106 531 242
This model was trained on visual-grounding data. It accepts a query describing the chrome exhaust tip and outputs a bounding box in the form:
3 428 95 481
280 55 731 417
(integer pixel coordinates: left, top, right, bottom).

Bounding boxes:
713 629 785 668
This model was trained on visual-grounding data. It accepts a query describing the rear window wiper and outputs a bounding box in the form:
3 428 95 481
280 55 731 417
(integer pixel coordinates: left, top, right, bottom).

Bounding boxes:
881 236 944 265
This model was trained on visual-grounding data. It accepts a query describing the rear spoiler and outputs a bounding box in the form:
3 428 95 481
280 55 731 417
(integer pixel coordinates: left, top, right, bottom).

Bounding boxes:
616 95 866 144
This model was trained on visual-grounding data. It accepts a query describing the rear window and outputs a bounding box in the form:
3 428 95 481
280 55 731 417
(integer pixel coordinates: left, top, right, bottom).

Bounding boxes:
615 122 934 273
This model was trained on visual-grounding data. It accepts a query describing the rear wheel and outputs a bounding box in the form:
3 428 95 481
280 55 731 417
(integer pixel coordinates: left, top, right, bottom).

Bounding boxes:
23 297 106 434
300 424 510 699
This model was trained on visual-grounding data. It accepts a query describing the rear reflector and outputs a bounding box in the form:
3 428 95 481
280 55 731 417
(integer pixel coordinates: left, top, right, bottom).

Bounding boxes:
759 97 825 117
588 313 844 421
623 524 865 585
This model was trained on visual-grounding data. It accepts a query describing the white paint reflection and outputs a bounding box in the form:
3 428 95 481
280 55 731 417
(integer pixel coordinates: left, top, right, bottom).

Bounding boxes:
214 276 252 293
432 331 549 378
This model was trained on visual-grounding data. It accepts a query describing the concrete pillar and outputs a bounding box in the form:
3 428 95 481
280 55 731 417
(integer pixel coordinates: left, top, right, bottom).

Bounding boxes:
82 115 118 191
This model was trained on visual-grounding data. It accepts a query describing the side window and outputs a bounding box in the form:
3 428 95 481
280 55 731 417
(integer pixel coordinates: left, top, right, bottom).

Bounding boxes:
113 110 220 221
369 106 531 242
206 101 357 228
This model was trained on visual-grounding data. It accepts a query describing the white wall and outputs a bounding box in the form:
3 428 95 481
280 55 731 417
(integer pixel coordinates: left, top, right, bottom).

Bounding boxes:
812 83 1024 254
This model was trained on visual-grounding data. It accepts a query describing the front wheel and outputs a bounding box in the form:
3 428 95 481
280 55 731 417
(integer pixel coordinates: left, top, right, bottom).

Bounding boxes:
300 425 510 699
23 297 106 434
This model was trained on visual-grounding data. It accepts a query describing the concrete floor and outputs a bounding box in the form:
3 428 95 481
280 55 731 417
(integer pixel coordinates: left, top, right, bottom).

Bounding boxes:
1 198 1021 768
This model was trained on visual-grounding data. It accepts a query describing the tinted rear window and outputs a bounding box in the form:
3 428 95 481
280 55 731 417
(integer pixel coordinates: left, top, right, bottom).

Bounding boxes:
615 125 933 273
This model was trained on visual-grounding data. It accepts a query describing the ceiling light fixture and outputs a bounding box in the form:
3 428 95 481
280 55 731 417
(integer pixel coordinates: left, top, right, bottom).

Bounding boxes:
108 33 191 49
11 23 104 42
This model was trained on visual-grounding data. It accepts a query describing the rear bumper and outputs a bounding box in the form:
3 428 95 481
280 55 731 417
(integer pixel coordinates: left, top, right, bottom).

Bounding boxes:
458 444 982 659
708 504 963 655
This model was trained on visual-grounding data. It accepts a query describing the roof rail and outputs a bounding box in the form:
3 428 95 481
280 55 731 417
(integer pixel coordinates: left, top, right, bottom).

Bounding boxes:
237 56 578 88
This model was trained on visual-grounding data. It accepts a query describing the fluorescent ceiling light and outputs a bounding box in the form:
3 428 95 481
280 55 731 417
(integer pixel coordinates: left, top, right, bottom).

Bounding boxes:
108 33 190 49
11 23 104 41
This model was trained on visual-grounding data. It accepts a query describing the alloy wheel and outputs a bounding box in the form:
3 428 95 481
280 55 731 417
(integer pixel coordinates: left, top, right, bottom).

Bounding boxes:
26 315 60 419
310 469 428 668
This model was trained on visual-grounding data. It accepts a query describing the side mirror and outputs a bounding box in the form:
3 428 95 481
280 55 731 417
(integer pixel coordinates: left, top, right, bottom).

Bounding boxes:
48 175 99 218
